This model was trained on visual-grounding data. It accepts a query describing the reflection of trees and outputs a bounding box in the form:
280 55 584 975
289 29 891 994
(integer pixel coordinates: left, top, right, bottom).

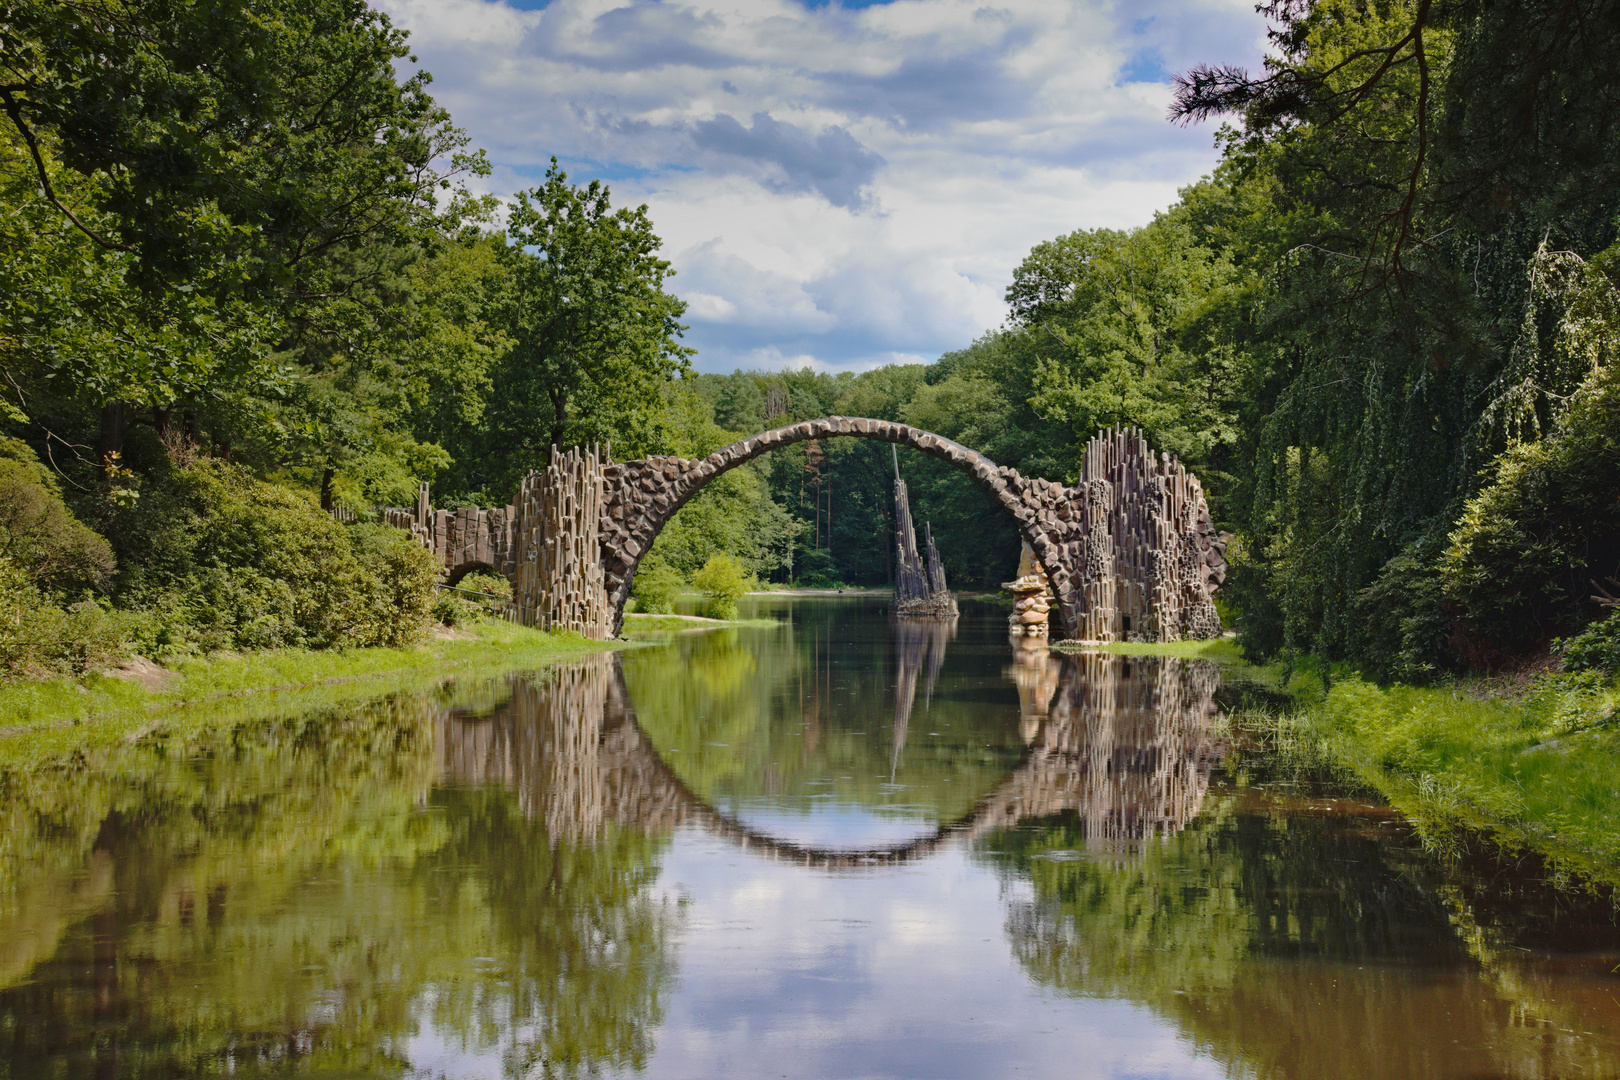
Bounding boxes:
621 607 1028 827
0 671 677 1078
986 657 1620 1080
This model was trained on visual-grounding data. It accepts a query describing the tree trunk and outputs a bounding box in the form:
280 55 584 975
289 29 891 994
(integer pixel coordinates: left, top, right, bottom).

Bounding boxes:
548 389 569 452
320 465 335 512
96 402 127 468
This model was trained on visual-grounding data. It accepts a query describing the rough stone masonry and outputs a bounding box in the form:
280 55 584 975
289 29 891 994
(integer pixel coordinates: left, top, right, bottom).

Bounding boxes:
597 418 1226 642
384 418 1227 642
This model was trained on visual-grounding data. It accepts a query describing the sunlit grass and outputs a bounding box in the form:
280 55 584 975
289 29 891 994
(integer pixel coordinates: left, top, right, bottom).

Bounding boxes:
1282 675 1620 886
621 613 780 638
1098 637 1245 662
0 620 618 764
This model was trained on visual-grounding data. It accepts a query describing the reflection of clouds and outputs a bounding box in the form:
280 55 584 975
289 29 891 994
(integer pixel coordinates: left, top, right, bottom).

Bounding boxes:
375 0 1268 371
652 839 1229 1080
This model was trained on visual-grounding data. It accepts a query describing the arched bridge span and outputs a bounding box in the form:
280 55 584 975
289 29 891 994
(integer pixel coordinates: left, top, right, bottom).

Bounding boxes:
600 417 1061 634
600 418 1226 641
390 418 1226 643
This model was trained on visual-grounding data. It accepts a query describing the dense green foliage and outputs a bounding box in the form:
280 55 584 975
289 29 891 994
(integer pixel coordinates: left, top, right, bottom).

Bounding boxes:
628 553 683 615
3 0 1619 686
0 439 121 677
104 454 439 654
689 554 752 620
0 0 701 676
1443 354 1620 662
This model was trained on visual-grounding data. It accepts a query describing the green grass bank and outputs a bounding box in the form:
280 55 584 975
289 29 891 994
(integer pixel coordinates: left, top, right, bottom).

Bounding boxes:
1283 675 1620 889
0 610 787 768
0 620 621 765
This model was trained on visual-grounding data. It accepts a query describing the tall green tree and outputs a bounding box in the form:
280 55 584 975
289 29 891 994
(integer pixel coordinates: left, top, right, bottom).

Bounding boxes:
490 161 691 483
0 0 480 475
1167 0 1620 668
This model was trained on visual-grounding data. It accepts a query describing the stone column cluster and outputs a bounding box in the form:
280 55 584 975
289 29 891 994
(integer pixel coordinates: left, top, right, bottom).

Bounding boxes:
1003 542 1054 638
512 446 611 637
1004 427 1226 644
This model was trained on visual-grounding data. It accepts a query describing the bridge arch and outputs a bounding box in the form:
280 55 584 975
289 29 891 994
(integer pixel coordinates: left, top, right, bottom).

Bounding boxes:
600 417 1079 636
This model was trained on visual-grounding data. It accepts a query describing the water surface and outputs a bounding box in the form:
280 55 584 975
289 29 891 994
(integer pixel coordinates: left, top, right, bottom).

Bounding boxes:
2 596 1618 1078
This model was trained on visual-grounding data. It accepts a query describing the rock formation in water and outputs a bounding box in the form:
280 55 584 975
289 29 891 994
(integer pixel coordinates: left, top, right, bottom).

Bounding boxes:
892 445 958 618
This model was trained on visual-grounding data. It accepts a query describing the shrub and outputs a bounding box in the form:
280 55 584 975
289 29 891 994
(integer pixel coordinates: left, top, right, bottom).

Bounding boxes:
1556 608 1620 675
0 444 115 593
342 523 440 647
0 557 125 678
107 456 436 654
690 553 752 620
793 547 838 589
1443 360 1620 658
630 552 682 615
1351 532 1457 684
433 591 471 627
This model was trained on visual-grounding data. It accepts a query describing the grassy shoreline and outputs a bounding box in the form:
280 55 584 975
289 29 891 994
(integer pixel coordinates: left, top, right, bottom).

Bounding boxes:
1282 676 1620 889
0 621 622 764
0 609 789 766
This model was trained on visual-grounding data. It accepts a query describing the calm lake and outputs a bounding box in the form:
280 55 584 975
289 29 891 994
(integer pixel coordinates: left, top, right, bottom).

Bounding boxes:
4 596 1620 1078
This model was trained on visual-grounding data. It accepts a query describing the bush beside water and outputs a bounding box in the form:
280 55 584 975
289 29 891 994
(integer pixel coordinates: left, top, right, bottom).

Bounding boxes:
106 456 439 656
691 554 752 620
0 442 443 680
629 553 683 615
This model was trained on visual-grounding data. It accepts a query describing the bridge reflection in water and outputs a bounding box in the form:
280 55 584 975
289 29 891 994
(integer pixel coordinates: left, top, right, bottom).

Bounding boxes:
435 642 1224 866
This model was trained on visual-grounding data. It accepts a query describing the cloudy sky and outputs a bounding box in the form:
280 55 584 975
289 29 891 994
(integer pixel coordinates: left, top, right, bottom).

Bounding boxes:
376 0 1268 373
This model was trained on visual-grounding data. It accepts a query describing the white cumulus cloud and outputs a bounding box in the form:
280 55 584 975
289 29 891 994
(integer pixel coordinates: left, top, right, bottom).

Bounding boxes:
377 0 1266 372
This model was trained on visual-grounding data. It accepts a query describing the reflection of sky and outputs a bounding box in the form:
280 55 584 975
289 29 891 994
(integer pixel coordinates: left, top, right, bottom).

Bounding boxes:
403 831 1231 1080
718 799 942 849
642 833 1228 1080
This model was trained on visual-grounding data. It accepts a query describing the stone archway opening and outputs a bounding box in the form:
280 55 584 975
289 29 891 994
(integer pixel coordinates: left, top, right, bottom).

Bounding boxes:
444 560 501 588
382 419 1227 644
597 419 1226 642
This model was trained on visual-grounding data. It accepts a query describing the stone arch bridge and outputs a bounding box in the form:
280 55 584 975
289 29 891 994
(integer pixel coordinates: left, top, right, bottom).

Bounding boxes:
387 417 1227 643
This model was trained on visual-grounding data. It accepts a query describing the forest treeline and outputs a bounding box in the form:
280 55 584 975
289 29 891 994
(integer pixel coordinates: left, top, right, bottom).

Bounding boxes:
1 0 1617 682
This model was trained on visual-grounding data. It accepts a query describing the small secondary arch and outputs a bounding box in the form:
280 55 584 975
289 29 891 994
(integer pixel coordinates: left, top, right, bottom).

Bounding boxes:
444 560 501 588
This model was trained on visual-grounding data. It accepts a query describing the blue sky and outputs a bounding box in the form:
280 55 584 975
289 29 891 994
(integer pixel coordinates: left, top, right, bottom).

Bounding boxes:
378 0 1267 373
